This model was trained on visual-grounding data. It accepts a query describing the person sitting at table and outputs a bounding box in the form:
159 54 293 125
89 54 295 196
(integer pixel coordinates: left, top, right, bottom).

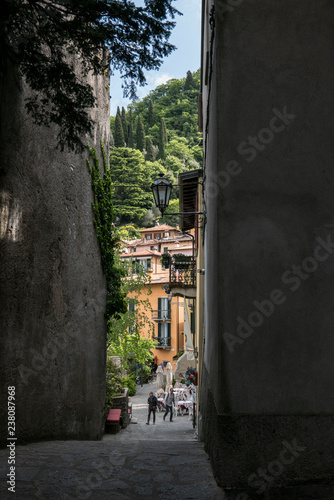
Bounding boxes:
163 388 175 422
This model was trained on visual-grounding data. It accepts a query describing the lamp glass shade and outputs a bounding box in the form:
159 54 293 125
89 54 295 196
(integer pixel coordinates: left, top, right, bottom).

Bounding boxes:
151 174 172 213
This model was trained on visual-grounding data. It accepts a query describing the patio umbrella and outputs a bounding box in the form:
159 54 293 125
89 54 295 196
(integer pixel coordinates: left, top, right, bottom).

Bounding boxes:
156 365 164 391
166 361 173 392
174 352 189 381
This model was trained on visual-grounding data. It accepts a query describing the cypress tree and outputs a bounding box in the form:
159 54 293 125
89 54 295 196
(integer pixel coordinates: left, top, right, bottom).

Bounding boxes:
114 113 125 147
146 137 155 161
162 118 168 144
128 110 134 148
110 129 115 148
148 101 155 127
116 106 121 117
158 118 166 160
121 106 128 144
184 70 194 90
136 115 145 152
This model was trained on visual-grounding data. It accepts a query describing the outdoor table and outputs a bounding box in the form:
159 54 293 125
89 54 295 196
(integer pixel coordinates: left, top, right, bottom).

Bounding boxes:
176 400 193 415
157 397 165 412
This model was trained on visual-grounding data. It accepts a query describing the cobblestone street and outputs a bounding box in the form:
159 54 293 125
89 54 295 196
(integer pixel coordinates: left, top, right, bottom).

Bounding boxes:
0 383 223 499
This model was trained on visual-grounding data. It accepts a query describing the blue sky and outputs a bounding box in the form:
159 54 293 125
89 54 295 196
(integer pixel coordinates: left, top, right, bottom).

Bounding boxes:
109 0 202 115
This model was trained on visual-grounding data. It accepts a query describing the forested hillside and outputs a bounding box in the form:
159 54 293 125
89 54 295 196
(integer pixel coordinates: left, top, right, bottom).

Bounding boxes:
110 69 202 229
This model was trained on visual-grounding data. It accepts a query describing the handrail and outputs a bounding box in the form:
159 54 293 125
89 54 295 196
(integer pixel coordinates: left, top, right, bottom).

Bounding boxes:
151 310 171 321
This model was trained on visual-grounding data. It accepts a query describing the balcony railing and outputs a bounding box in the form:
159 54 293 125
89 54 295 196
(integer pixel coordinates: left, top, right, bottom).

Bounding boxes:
152 310 171 321
169 256 196 288
154 336 171 348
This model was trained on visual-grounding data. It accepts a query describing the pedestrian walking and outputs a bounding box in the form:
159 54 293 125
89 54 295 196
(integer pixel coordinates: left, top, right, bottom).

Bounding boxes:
146 391 158 425
163 388 175 422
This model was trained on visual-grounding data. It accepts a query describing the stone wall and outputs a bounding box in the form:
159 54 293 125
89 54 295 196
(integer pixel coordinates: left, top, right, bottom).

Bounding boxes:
111 388 129 429
0 57 109 445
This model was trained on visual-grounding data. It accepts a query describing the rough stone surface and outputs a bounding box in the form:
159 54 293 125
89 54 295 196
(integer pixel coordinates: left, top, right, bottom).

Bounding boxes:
200 0 334 490
0 58 109 444
0 382 224 499
110 388 130 429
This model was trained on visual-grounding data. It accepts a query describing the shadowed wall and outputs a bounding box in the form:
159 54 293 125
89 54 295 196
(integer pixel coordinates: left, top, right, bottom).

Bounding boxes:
0 58 109 444
200 0 334 490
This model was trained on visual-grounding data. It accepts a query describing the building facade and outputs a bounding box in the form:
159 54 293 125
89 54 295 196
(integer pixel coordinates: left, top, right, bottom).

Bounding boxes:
121 224 196 369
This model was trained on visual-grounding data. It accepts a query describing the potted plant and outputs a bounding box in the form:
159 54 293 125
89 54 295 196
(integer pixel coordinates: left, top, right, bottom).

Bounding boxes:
185 367 197 386
161 252 171 268
173 253 192 269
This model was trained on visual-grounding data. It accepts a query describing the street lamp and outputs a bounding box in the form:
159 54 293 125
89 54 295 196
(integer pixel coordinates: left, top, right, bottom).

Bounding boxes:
151 173 205 227
151 173 172 216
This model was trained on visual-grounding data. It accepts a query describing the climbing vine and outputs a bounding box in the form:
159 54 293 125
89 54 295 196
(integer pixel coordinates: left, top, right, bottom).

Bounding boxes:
88 143 156 403
87 143 127 320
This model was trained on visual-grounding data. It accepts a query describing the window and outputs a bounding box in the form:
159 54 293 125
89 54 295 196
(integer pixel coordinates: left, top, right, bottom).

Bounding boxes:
164 232 169 238
164 247 168 253
155 233 161 239
132 259 151 273
150 246 155 250
158 322 171 346
158 297 171 320
146 234 151 240
132 260 140 274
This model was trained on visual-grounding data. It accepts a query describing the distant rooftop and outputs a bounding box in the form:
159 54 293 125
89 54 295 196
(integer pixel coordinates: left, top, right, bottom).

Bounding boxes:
139 224 179 232
120 249 160 258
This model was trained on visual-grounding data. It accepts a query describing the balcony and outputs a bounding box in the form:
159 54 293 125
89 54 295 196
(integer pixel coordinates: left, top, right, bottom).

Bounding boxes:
169 255 196 297
152 310 171 321
154 336 171 349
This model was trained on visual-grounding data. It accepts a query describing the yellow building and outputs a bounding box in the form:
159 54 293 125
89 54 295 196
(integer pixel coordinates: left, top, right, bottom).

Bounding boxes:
120 224 193 369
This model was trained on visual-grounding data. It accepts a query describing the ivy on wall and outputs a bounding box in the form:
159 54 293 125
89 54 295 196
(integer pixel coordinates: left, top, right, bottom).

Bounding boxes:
87 143 127 319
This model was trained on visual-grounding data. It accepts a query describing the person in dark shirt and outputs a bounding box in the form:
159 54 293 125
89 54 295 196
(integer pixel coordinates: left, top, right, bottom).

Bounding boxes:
147 391 158 425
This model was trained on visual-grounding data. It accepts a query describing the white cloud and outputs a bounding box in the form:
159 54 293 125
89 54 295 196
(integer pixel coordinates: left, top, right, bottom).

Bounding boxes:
147 73 174 88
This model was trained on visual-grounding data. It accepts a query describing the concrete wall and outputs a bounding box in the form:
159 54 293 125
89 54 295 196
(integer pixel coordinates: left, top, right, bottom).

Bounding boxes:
200 0 334 490
0 59 109 444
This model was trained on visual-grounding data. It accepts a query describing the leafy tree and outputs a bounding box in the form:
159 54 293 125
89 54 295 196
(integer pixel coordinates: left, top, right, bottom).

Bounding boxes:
129 69 201 146
160 198 180 226
166 137 191 162
146 137 155 161
118 225 141 240
164 155 184 176
107 257 156 373
1 0 180 151
136 115 146 152
142 203 161 228
128 110 135 149
105 359 123 406
110 148 152 225
114 114 125 147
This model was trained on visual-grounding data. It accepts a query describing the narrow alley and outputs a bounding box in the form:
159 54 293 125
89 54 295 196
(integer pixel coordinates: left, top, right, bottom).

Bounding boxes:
0 382 223 499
